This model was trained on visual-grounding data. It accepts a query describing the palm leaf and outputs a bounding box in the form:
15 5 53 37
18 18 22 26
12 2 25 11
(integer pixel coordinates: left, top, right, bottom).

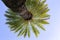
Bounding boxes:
31 23 39 37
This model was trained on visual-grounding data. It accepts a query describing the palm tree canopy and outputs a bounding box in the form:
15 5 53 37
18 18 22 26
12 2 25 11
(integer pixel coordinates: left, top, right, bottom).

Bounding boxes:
2 0 50 37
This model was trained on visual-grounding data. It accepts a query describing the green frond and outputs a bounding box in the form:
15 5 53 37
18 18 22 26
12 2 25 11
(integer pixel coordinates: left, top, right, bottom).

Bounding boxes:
5 9 17 15
17 27 25 36
40 13 50 18
37 23 46 31
31 23 39 37
40 20 49 24
17 23 27 37
27 22 30 37
24 26 27 37
27 27 30 37
15 23 24 33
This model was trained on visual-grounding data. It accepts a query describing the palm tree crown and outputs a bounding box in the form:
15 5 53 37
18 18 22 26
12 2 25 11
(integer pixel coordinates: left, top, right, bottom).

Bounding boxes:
2 0 50 37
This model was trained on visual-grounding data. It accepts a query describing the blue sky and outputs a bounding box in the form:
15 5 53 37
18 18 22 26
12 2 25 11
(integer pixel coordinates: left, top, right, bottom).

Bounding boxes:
0 0 60 40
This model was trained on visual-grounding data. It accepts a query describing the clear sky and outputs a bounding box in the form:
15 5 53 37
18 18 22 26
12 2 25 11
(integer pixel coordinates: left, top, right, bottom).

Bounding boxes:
0 0 60 40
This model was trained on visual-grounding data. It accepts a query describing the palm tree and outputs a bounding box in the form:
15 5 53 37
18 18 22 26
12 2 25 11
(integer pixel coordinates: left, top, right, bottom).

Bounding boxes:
2 0 50 37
